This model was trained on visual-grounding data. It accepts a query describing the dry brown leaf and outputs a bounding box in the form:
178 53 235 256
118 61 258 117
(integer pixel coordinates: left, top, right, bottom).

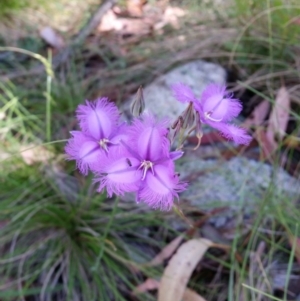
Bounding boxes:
183 288 207 301
154 6 186 30
40 27 65 49
98 10 151 35
133 278 160 294
21 144 54 165
133 279 207 301
158 238 213 301
146 235 184 267
267 86 290 141
98 10 119 32
126 0 146 17
242 100 270 129
255 127 277 161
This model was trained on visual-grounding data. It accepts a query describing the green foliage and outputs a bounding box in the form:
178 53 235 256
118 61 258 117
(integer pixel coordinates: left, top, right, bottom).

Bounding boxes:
0 0 31 15
0 0 26 12
0 0 49 16
230 0 300 72
0 162 163 300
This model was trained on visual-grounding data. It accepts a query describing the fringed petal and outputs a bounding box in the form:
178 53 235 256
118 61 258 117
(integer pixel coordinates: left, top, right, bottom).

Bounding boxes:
201 84 226 104
130 113 170 161
65 131 102 175
200 84 242 122
222 98 242 122
171 83 198 104
138 164 187 211
207 121 252 145
76 98 120 140
94 147 141 197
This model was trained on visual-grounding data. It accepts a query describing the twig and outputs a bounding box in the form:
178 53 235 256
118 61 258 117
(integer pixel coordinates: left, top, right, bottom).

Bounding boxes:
74 0 117 45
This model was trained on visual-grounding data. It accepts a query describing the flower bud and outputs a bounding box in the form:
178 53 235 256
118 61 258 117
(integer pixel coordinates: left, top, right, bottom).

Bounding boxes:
171 116 184 142
131 86 145 117
181 102 195 129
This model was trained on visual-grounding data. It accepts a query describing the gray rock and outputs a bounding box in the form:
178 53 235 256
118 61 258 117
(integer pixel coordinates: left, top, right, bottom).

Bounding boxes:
177 155 300 227
122 60 226 121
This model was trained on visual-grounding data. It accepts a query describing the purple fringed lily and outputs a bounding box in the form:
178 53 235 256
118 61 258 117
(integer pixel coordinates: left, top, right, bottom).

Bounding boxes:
197 84 251 145
95 114 187 210
172 83 252 145
65 98 125 174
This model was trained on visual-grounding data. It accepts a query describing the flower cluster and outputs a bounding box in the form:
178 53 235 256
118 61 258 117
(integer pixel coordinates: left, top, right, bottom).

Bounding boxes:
65 97 186 210
65 83 251 210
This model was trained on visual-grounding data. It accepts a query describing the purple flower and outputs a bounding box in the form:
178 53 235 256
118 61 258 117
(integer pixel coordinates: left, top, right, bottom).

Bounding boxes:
172 83 252 145
95 114 187 210
197 84 251 145
65 98 125 174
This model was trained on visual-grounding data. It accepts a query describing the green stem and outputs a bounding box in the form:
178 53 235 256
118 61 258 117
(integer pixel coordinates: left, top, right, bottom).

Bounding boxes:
46 50 53 142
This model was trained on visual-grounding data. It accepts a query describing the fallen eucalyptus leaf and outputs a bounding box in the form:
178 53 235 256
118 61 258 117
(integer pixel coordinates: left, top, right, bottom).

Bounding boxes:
146 235 184 267
133 278 160 294
40 27 65 49
242 100 270 129
267 86 290 141
133 278 207 301
158 238 213 301
182 288 207 301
